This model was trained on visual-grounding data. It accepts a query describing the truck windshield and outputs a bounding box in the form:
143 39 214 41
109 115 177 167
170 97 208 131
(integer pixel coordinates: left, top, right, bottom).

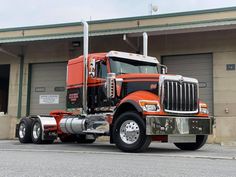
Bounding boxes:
109 57 158 75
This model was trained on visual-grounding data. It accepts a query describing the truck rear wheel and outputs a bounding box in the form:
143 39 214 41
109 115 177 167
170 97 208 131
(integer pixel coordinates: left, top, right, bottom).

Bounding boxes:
18 118 32 143
113 112 151 152
31 119 54 144
31 119 43 144
174 135 208 151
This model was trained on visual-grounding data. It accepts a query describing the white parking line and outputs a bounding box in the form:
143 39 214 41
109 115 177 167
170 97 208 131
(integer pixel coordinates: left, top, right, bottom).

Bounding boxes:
0 148 235 161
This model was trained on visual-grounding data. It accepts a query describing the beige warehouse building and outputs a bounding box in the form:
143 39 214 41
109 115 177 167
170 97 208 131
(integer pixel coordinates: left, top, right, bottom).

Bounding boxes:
0 7 236 144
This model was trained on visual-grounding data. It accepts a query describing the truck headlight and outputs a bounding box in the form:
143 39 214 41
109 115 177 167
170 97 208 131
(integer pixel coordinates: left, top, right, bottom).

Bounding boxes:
139 100 160 112
200 108 209 114
200 103 209 114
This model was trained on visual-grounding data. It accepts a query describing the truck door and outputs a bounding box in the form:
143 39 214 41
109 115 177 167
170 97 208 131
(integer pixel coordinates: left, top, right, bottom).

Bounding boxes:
89 60 109 112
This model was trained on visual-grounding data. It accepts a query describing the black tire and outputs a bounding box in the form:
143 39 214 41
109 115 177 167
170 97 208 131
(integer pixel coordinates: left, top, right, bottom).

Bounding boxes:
18 118 33 143
174 135 208 151
31 119 43 144
59 134 76 143
112 112 151 152
75 134 96 144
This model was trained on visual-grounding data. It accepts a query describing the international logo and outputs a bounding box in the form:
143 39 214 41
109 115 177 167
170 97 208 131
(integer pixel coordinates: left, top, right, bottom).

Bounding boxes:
179 76 184 84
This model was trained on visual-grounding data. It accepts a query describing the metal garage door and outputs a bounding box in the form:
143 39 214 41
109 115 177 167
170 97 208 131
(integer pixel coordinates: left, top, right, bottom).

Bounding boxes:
30 62 67 115
162 54 213 115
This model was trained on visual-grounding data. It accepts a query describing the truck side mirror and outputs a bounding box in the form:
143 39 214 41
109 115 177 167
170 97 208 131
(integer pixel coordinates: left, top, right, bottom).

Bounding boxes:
162 67 166 74
106 73 116 98
160 64 168 74
89 58 96 78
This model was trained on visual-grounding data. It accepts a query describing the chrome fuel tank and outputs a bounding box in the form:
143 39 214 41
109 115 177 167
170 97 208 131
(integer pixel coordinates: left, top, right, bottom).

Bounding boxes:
60 116 86 134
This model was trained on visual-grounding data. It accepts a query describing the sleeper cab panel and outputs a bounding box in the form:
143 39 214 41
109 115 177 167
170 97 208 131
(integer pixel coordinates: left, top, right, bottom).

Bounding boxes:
67 57 84 88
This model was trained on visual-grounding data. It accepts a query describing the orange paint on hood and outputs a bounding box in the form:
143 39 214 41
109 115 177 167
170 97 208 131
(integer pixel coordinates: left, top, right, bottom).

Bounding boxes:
120 90 160 104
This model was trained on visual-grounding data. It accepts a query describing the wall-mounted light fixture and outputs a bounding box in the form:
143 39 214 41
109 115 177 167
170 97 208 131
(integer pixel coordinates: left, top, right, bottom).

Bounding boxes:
72 41 81 48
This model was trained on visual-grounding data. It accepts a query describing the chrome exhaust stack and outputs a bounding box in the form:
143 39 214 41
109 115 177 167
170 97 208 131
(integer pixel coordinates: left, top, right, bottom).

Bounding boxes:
143 32 148 56
82 20 89 115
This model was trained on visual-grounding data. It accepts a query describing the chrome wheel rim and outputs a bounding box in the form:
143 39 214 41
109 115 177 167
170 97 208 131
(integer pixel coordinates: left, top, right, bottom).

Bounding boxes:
19 123 26 139
120 120 140 144
32 122 41 140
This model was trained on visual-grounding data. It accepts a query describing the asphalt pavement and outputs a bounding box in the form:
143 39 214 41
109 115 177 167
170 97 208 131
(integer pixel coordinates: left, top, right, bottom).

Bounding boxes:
0 140 235 177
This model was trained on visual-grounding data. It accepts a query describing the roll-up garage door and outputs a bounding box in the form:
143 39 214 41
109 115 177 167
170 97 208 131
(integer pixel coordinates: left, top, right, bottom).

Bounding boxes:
162 54 213 115
30 62 67 115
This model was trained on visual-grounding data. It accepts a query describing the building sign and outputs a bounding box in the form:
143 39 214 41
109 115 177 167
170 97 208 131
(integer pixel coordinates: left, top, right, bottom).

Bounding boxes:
35 87 46 92
199 82 207 88
39 95 59 104
68 93 79 102
54 87 65 92
226 64 235 71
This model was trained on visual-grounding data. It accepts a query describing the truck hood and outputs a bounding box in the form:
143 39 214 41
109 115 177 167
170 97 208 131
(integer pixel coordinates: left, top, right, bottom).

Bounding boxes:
116 73 161 81
116 73 198 84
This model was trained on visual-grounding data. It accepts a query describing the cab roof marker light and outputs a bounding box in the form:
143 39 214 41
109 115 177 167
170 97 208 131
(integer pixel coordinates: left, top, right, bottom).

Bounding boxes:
107 50 159 64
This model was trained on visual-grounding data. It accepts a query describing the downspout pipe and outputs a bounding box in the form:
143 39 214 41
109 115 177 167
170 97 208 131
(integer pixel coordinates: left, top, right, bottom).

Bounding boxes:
81 20 88 115
143 32 148 56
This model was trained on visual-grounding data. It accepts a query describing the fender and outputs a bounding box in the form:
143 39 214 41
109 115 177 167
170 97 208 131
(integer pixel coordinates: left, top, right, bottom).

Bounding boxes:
35 115 57 140
113 99 142 119
114 90 160 120
110 91 160 144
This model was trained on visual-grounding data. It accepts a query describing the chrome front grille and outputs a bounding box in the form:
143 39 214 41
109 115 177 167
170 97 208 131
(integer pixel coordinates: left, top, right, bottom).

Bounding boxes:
163 80 198 113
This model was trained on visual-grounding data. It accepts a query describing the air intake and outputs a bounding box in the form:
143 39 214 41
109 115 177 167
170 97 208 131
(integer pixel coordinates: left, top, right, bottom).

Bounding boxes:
163 80 198 113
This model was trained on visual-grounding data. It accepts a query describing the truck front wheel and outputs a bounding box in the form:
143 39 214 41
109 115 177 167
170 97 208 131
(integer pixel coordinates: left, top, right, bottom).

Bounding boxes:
113 112 151 152
174 135 208 151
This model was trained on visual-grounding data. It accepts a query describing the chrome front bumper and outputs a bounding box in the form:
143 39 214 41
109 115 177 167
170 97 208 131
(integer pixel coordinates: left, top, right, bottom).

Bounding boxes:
146 116 213 135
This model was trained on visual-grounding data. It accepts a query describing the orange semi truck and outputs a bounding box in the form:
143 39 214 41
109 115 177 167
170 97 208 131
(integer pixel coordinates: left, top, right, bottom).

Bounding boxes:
16 21 212 152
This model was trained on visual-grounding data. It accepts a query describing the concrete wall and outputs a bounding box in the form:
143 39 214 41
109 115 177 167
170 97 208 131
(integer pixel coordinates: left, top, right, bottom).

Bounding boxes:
213 52 236 143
